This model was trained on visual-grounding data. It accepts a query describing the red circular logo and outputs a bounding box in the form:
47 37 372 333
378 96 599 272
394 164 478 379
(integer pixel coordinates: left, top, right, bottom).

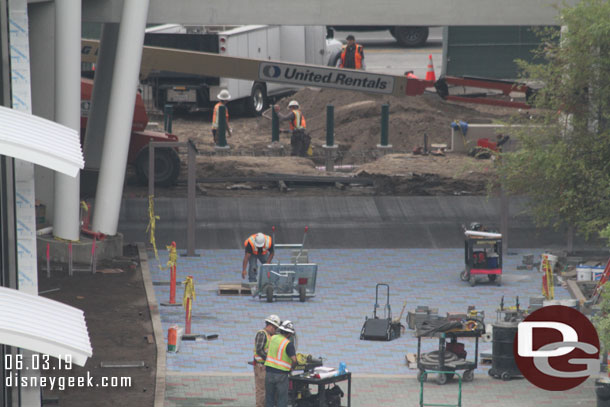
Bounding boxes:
514 305 599 391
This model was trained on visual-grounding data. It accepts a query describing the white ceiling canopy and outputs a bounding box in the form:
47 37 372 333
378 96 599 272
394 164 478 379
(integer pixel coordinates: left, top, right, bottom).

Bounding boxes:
0 287 92 366
0 106 84 177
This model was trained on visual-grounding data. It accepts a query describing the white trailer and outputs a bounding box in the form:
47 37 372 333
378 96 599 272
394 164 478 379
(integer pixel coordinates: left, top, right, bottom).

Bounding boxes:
144 25 342 115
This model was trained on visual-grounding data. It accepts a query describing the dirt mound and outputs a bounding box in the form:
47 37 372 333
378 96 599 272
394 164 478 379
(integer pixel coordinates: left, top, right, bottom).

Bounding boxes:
196 156 319 178
266 88 515 154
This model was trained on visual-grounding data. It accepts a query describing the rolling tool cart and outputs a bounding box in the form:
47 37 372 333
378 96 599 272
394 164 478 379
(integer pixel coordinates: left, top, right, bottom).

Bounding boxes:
257 227 318 302
460 228 503 287
415 327 482 385
360 283 402 341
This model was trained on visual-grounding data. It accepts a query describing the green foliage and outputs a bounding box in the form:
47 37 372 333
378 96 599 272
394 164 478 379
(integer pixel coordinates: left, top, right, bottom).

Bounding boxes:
497 0 610 239
594 287 610 352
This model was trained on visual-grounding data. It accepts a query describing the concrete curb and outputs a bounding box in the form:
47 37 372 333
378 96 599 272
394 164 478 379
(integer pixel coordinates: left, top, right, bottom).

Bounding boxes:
137 243 166 407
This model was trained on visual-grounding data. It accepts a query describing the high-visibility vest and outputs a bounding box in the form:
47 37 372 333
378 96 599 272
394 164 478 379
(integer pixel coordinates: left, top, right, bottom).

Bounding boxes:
264 334 292 371
253 329 271 364
340 44 363 69
212 102 229 129
406 72 418 79
245 234 272 255
290 110 306 131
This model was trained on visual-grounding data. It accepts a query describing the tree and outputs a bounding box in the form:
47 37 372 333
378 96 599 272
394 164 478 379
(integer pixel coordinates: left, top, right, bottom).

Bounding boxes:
497 0 610 240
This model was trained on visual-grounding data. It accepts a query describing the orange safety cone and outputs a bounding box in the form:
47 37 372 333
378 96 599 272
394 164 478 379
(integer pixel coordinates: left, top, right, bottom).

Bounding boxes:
425 54 436 82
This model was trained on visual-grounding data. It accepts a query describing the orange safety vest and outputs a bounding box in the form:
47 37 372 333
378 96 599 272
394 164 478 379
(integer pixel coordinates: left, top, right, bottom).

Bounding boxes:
290 110 306 131
340 44 363 69
212 102 229 129
406 72 419 79
245 234 272 255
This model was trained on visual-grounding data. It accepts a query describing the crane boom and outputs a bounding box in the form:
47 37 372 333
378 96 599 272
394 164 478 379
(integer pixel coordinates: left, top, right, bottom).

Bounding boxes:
82 39 531 108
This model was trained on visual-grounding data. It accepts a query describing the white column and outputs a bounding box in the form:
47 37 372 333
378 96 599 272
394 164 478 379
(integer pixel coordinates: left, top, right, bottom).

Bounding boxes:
83 23 119 170
53 0 81 241
92 0 150 235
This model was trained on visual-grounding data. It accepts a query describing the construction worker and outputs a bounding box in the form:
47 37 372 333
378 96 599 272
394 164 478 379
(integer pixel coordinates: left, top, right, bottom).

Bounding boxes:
273 101 310 157
265 320 297 407
212 89 233 145
338 34 364 70
405 70 418 79
242 232 275 282
254 315 281 407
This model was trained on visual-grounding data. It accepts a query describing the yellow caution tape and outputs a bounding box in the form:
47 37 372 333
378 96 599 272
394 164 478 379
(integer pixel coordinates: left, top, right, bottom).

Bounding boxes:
146 195 161 265
183 276 196 320
165 242 177 270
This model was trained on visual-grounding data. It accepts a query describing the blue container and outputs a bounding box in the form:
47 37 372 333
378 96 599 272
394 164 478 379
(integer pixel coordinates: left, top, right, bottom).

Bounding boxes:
487 257 499 268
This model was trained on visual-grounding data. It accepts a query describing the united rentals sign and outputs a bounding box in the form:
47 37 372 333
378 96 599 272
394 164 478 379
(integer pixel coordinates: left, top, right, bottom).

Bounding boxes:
259 62 395 95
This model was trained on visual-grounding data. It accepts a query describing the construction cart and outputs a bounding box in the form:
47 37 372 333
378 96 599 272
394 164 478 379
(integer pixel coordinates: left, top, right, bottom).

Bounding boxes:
415 327 483 385
256 226 317 302
460 229 502 287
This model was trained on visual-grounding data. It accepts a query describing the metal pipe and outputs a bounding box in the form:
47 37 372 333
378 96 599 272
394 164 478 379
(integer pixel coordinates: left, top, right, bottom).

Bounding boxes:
92 0 151 235
164 103 173 133
53 0 81 241
380 104 389 147
186 140 196 256
326 105 334 147
216 104 227 147
271 108 279 143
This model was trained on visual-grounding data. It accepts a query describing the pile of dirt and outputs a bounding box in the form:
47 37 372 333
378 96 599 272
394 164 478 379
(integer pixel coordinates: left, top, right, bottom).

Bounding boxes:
196 156 319 178
145 86 515 195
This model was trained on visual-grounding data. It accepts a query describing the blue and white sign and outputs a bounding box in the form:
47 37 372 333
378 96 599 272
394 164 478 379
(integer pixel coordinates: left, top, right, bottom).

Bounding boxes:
259 62 394 95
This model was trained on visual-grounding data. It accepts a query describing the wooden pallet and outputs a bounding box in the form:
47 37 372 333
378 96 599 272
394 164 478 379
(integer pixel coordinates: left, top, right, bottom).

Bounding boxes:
217 283 252 296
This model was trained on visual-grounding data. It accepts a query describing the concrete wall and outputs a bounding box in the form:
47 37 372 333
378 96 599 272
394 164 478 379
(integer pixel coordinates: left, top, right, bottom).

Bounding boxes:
116 196 592 250
82 0 573 25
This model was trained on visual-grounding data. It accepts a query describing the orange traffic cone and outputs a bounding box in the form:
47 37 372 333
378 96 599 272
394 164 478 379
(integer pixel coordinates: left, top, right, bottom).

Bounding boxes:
425 54 436 82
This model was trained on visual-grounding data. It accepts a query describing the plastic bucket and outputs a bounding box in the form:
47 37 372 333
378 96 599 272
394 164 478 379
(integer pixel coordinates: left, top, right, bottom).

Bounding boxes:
577 267 592 282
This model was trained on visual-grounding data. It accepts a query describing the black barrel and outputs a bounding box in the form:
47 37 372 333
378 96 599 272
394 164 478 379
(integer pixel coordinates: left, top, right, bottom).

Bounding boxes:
596 379 610 407
489 321 521 380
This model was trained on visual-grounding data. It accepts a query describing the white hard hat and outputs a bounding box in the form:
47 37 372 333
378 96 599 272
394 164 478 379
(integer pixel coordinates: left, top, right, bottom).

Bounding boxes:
288 100 299 108
279 320 295 334
217 89 231 100
254 233 266 248
265 315 281 328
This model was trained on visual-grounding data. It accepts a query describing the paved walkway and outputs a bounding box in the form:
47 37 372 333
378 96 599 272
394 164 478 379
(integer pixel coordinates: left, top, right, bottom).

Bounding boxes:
148 248 596 406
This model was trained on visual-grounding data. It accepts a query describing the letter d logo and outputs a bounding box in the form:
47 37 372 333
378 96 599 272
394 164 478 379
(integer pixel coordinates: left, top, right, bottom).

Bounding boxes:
518 322 577 357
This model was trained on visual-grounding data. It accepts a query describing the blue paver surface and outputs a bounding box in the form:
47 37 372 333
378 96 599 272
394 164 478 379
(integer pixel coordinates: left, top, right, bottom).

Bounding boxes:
150 248 569 375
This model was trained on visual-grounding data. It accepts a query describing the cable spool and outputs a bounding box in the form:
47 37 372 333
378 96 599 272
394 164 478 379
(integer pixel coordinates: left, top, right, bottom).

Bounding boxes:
482 324 493 342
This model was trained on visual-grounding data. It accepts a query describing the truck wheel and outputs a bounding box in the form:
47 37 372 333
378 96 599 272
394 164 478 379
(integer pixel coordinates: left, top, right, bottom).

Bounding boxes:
246 83 267 116
135 147 181 187
392 27 429 47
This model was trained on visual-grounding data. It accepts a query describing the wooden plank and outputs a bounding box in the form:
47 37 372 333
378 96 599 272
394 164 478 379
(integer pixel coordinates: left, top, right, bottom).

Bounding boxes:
567 279 587 304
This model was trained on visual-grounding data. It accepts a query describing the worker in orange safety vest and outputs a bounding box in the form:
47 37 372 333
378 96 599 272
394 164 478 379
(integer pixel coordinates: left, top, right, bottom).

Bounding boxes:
212 89 233 145
242 232 275 282
338 34 364 70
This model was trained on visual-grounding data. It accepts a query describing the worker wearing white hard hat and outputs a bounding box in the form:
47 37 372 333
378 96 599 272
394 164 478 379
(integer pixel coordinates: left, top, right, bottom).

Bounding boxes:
212 89 233 144
242 232 275 282
265 320 297 407
253 314 281 407
273 100 310 157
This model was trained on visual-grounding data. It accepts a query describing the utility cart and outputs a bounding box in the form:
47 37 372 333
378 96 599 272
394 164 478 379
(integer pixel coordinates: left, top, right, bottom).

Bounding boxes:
415 328 482 385
460 230 502 287
360 283 402 341
256 226 318 302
